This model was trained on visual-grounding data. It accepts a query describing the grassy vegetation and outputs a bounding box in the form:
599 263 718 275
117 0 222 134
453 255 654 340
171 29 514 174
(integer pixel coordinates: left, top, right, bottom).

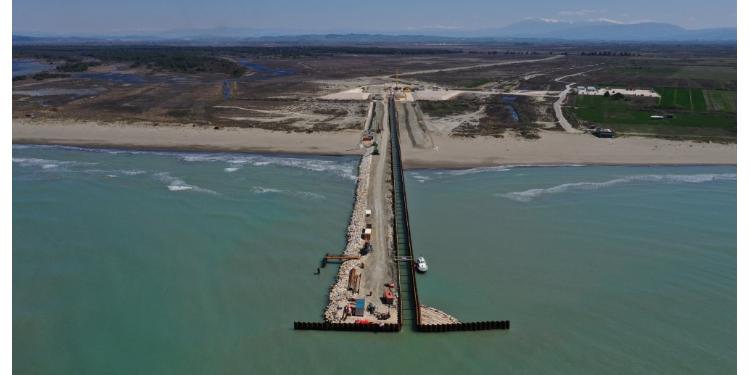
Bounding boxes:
13 45 465 78
704 90 737 112
465 79 495 88
418 99 482 117
590 57 737 91
570 93 736 139
14 46 248 77
56 61 99 72
14 72 71 81
656 87 707 111
451 95 541 138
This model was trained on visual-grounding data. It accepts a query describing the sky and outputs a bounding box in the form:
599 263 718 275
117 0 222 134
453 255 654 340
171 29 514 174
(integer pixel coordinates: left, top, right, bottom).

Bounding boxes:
13 0 737 35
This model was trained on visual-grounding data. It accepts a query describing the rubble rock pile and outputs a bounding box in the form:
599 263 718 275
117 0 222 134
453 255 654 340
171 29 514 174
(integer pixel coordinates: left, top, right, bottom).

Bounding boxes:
323 150 373 322
420 306 461 325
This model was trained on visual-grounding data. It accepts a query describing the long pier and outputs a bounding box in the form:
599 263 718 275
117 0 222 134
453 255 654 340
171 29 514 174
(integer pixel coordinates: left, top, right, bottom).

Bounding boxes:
388 96 421 329
294 95 509 333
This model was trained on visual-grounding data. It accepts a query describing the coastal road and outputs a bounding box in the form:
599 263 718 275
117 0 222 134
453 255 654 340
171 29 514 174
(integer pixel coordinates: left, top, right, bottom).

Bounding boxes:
552 68 601 133
398 55 564 77
553 83 581 133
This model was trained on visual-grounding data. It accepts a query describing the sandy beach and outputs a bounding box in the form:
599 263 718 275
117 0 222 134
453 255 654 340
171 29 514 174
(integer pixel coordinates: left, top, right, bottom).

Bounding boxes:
401 131 736 168
12 119 364 156
13 120 736 167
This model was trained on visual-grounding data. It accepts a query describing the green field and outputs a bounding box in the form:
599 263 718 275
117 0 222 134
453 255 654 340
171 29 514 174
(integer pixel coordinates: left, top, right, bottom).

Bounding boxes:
597 58 737 91
571 94 736 139
704 90 737 112
656 87 707 111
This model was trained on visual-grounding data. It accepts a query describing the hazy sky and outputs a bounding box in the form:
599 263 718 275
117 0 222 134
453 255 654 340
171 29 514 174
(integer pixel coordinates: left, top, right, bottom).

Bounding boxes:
13 0 737 35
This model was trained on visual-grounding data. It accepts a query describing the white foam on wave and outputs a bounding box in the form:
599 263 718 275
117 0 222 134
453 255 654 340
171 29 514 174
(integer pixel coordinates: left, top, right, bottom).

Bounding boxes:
251 186 284 194
180 153 356 180
251 186 325 199
499 173 737 202
437 164 585 177
12 157 97 170
411 173 432 183
122 170 147 176
14 145 357 180
154 172 217 194
84 169 148 177
294 191 326 200
224 167 240 173
438 165 511 176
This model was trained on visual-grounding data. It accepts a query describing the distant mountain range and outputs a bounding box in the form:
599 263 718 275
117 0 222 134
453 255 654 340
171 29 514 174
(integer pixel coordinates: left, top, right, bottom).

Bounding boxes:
13 20 736 45
480 19 736 41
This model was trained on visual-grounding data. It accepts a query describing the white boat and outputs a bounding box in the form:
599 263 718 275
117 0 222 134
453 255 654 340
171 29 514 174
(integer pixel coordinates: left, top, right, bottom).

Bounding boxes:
415 256 428 273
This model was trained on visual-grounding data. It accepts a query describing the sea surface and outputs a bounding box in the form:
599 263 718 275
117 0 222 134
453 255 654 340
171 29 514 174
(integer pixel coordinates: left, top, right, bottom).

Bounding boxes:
13 145 736 374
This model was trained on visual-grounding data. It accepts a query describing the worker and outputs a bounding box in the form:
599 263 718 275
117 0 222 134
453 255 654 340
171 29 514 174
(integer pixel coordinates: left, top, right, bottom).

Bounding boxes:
314 267 320 275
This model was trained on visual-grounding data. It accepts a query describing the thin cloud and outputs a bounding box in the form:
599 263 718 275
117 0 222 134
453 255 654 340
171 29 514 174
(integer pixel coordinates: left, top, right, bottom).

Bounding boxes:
559 9 606 16
403 25 464 30
592 18 625 24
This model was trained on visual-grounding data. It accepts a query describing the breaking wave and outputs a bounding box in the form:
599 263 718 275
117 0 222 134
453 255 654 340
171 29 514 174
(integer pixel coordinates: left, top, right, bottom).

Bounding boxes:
13 145 357 180
181 154 356 180
411 173 432 183
294 191 326 200
251 186 325 199
83 169 147 177
251 186 284 194
431 164 584 178
121 170 147 176
154 172 217 194
12 157 97 170
437 166 511 176
499 173 737 202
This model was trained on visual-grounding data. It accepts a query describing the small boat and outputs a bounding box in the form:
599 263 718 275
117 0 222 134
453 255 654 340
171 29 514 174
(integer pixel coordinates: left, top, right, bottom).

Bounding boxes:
415 256 428 273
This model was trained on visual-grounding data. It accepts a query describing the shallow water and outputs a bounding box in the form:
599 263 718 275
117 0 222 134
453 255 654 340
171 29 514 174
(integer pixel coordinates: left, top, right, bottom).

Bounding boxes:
12 88 105 97
13 146 736 374
74 71 147 85
239 61 296 80
13 58 55 77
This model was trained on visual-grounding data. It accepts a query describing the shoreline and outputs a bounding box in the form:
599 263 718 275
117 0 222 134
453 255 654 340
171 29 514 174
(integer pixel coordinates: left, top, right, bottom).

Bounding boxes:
13 120 736 168
405 161 738 169
13 119 364 157
12 140 362 159
13 141 737 169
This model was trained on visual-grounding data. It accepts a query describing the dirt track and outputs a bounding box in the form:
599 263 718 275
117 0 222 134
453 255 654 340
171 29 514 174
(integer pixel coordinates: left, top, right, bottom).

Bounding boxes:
361 99 396 306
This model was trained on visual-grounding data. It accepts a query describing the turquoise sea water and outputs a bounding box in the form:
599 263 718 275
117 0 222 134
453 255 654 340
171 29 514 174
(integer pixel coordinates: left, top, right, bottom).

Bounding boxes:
13 145 736 374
